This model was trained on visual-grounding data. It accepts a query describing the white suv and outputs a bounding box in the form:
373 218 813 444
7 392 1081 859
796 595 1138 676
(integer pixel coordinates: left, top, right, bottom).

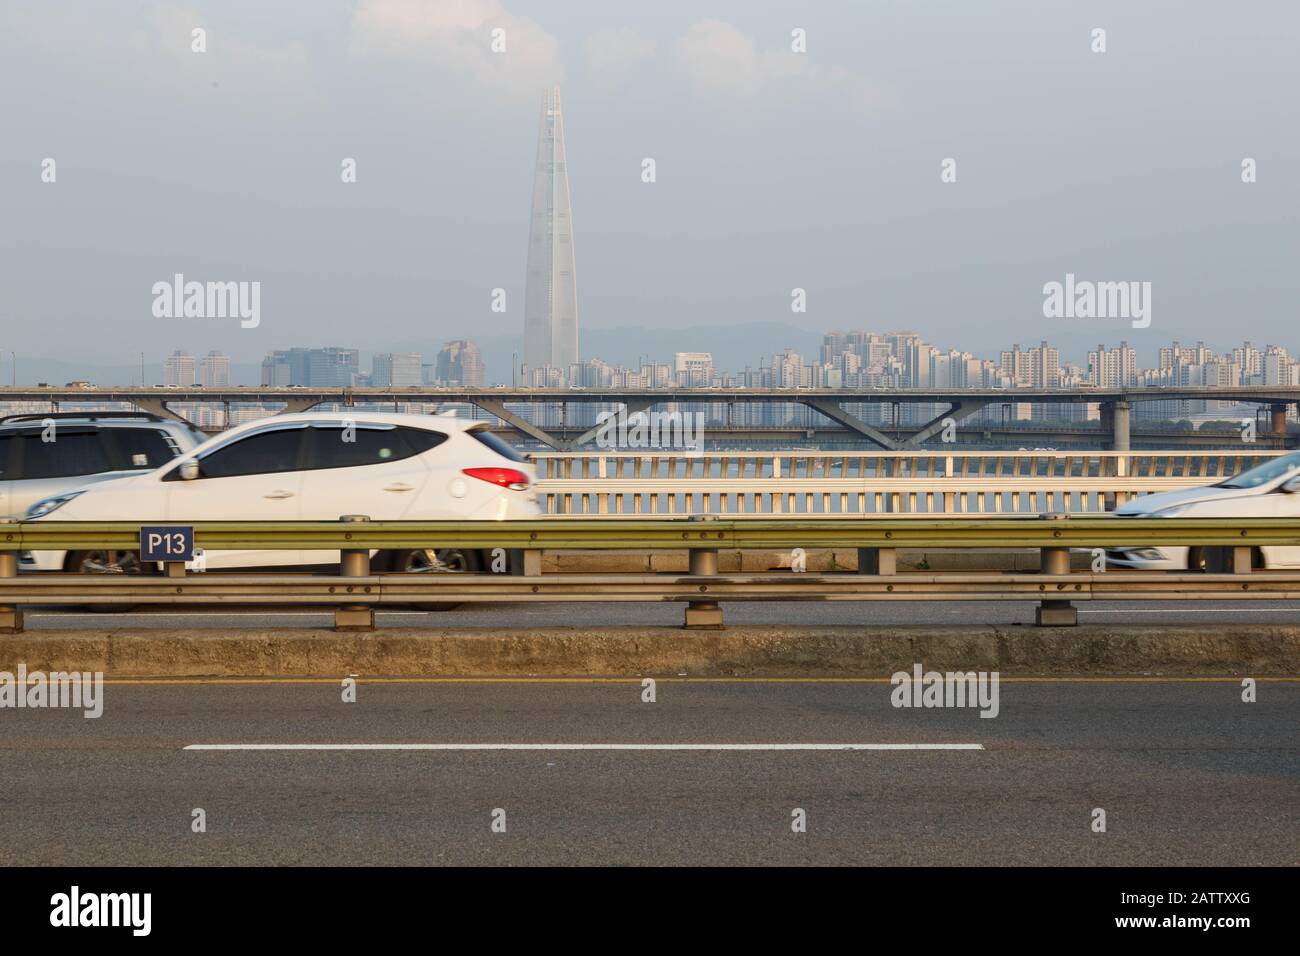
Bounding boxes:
1 412 204 519
21 411 539 574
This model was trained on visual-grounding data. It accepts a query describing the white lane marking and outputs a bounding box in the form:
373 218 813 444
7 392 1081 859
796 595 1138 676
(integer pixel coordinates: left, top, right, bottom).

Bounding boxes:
185 742 984 751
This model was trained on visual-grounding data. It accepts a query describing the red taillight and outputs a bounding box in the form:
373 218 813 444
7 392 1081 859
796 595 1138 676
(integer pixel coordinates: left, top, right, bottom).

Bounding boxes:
462 467 531 491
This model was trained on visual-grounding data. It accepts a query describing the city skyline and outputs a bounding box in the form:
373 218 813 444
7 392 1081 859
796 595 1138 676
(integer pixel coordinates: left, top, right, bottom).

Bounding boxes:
63 328 1300 396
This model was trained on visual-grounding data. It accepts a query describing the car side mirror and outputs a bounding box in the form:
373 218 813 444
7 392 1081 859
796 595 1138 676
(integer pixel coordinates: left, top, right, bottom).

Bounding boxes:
179 460 200 481
1282 475 1300 494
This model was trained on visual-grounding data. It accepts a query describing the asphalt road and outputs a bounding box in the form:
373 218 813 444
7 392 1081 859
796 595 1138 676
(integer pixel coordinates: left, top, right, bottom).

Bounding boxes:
1 679 1295 865
21 598 1300 629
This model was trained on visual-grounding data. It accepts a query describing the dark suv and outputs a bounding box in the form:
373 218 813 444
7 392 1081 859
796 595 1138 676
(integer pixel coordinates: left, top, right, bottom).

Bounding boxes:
0 412 206 518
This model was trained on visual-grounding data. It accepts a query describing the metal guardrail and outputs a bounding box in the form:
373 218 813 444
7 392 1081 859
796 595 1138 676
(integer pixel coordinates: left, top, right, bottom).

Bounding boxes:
531 450 1289 514
2 515 1299 632
5 515 1300 550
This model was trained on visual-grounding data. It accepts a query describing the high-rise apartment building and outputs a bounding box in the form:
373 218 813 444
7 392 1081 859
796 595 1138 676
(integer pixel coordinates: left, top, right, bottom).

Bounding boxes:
1087 342 1138 387
674 352 714 387
198 351 230 387
163 350 195 386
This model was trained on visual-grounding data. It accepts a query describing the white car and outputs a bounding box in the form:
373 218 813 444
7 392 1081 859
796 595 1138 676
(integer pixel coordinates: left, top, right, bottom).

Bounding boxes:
20 412 539 574
1106 450 1300 570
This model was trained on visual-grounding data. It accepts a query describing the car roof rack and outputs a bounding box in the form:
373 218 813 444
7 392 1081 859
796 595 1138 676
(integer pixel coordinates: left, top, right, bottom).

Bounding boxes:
0 411 168 425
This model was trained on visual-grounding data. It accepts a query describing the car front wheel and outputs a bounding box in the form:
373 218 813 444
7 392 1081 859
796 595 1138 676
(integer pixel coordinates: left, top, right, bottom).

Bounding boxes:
65 549 154 613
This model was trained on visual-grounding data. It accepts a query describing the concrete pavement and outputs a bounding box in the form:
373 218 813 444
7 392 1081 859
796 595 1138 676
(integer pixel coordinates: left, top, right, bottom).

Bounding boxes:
0 679 1294 865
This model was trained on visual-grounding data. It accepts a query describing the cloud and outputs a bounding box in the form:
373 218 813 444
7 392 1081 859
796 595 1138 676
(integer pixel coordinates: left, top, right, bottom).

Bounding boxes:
672 19 893 111
584 28 655 88
350 0 562 98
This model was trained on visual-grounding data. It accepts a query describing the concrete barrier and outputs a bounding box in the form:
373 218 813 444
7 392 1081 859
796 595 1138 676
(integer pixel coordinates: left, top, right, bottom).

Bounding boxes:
4 624 1297 677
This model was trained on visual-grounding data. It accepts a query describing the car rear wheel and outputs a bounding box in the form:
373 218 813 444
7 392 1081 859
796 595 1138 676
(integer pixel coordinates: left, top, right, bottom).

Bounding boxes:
381 547 483 611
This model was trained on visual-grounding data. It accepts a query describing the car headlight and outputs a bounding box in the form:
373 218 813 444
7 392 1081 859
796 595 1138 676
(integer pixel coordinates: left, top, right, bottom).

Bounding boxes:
1128 548 1167 560
1149 504 1194 518
25 491 83 519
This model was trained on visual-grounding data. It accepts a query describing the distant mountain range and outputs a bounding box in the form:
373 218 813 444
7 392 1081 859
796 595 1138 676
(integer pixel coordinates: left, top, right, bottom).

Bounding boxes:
5 322 1242 387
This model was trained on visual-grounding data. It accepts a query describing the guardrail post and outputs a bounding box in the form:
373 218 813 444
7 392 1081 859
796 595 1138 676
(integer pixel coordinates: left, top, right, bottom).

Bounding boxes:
335 514 375 632
1232 546 1253 575
684 515 723 629
523 549 543 576
0 517 22 634
1036 514 1077 626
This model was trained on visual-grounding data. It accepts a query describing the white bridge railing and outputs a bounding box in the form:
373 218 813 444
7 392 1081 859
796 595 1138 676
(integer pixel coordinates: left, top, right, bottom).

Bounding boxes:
531 449 1288 515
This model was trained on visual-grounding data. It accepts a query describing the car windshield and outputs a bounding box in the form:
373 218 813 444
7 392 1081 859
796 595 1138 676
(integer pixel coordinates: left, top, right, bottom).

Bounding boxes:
1217 451 1300 489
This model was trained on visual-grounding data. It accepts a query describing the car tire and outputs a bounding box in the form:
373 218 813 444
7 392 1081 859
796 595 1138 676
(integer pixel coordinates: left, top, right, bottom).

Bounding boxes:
380 547 483 612
65 549 154 613
1198 546 1263 573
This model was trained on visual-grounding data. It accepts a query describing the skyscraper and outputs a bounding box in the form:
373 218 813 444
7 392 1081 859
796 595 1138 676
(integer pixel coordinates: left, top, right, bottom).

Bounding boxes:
524 87 579 373
372 352 423 387
435 340 485 386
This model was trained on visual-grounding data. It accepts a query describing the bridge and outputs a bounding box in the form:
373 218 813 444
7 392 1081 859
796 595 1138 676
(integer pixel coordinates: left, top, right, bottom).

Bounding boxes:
3 384 1296 450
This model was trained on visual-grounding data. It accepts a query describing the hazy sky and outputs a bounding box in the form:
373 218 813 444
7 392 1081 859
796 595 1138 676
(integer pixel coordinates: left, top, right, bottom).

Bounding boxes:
2 0 1297 370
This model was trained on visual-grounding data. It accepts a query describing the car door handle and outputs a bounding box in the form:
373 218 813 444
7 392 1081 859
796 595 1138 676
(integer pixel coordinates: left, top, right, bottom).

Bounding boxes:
383 483 414 492
264 490 295 499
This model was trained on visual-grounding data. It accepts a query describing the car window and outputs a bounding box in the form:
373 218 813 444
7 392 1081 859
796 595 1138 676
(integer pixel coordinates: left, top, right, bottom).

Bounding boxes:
1217 451 1300 489
196 427 307 478
305 425 447 471
467 428 527 463
104 428 181 470
14 431 111 480
0 434 11 480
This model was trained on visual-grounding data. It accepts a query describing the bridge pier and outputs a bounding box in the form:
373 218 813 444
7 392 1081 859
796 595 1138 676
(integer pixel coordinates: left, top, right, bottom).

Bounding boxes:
1102 400 1131 452
1101 400 1131 510
1272 403 1290 446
